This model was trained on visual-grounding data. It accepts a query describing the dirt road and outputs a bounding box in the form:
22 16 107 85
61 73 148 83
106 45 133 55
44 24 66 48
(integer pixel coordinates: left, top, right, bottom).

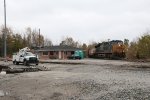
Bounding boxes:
0 59 150 100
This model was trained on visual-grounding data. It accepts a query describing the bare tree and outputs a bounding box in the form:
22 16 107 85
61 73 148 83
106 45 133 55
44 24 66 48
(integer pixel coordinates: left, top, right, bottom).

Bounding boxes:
60 37 80 47
25 27 44 48
124 39 129 46
26 27 32 47
88 41 97 49
44 38 53 46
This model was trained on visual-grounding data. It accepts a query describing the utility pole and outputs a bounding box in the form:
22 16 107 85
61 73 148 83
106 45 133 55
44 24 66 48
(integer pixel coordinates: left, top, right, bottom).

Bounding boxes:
39 28 40 47
4 0 7 58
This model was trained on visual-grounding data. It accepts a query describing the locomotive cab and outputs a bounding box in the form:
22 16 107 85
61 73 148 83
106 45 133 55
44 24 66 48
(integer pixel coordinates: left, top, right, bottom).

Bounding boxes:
89 40 126 59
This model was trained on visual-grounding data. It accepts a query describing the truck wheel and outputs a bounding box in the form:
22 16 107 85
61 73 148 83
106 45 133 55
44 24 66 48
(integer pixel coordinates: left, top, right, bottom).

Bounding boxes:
16 62 19 65
14 61 19 65
13 61 15 65
24 60 28 66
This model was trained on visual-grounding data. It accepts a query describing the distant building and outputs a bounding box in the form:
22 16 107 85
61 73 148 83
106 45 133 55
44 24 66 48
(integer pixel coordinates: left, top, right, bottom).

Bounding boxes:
35 45 82 59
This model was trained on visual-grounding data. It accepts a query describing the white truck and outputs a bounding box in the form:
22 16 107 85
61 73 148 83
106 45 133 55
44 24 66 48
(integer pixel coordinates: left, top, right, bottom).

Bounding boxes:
12 47 39 66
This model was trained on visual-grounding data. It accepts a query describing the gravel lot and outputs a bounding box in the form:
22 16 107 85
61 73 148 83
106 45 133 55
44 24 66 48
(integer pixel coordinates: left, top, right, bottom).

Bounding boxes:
0 59 150 100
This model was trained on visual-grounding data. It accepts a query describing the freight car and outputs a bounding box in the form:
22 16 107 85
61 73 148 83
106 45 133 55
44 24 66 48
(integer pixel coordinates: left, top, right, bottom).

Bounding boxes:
88 40 126 59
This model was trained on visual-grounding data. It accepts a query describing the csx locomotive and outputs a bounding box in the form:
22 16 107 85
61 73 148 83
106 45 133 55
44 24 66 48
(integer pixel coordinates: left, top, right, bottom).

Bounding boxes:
88 40 126 59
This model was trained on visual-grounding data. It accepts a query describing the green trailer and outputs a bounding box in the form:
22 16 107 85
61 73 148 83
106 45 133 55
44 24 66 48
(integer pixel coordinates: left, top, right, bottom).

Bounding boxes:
68 50 84 60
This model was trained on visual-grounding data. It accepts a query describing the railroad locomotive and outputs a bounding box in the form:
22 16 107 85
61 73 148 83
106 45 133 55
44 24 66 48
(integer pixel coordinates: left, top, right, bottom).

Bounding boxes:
88 40 126 59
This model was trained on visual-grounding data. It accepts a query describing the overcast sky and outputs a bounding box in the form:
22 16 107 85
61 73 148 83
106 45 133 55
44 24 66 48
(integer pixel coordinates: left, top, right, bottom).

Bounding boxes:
0 0 150 44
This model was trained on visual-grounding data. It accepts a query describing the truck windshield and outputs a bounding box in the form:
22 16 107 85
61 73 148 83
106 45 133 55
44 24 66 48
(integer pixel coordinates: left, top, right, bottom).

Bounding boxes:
25 52 34 56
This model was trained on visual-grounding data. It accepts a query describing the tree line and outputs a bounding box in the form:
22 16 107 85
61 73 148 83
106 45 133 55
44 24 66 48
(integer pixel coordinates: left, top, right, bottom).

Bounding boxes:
1 26 150 60
0 26 94 57
60 34 150 60
127 32 150 60
0 27 52 57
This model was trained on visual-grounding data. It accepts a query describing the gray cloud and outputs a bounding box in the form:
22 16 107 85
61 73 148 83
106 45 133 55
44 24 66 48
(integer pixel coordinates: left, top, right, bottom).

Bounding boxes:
0 0 150 44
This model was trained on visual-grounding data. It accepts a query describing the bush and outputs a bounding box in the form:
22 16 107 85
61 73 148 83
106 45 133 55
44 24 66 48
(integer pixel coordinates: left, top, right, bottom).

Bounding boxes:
126 42 138 59
127 33 150 59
